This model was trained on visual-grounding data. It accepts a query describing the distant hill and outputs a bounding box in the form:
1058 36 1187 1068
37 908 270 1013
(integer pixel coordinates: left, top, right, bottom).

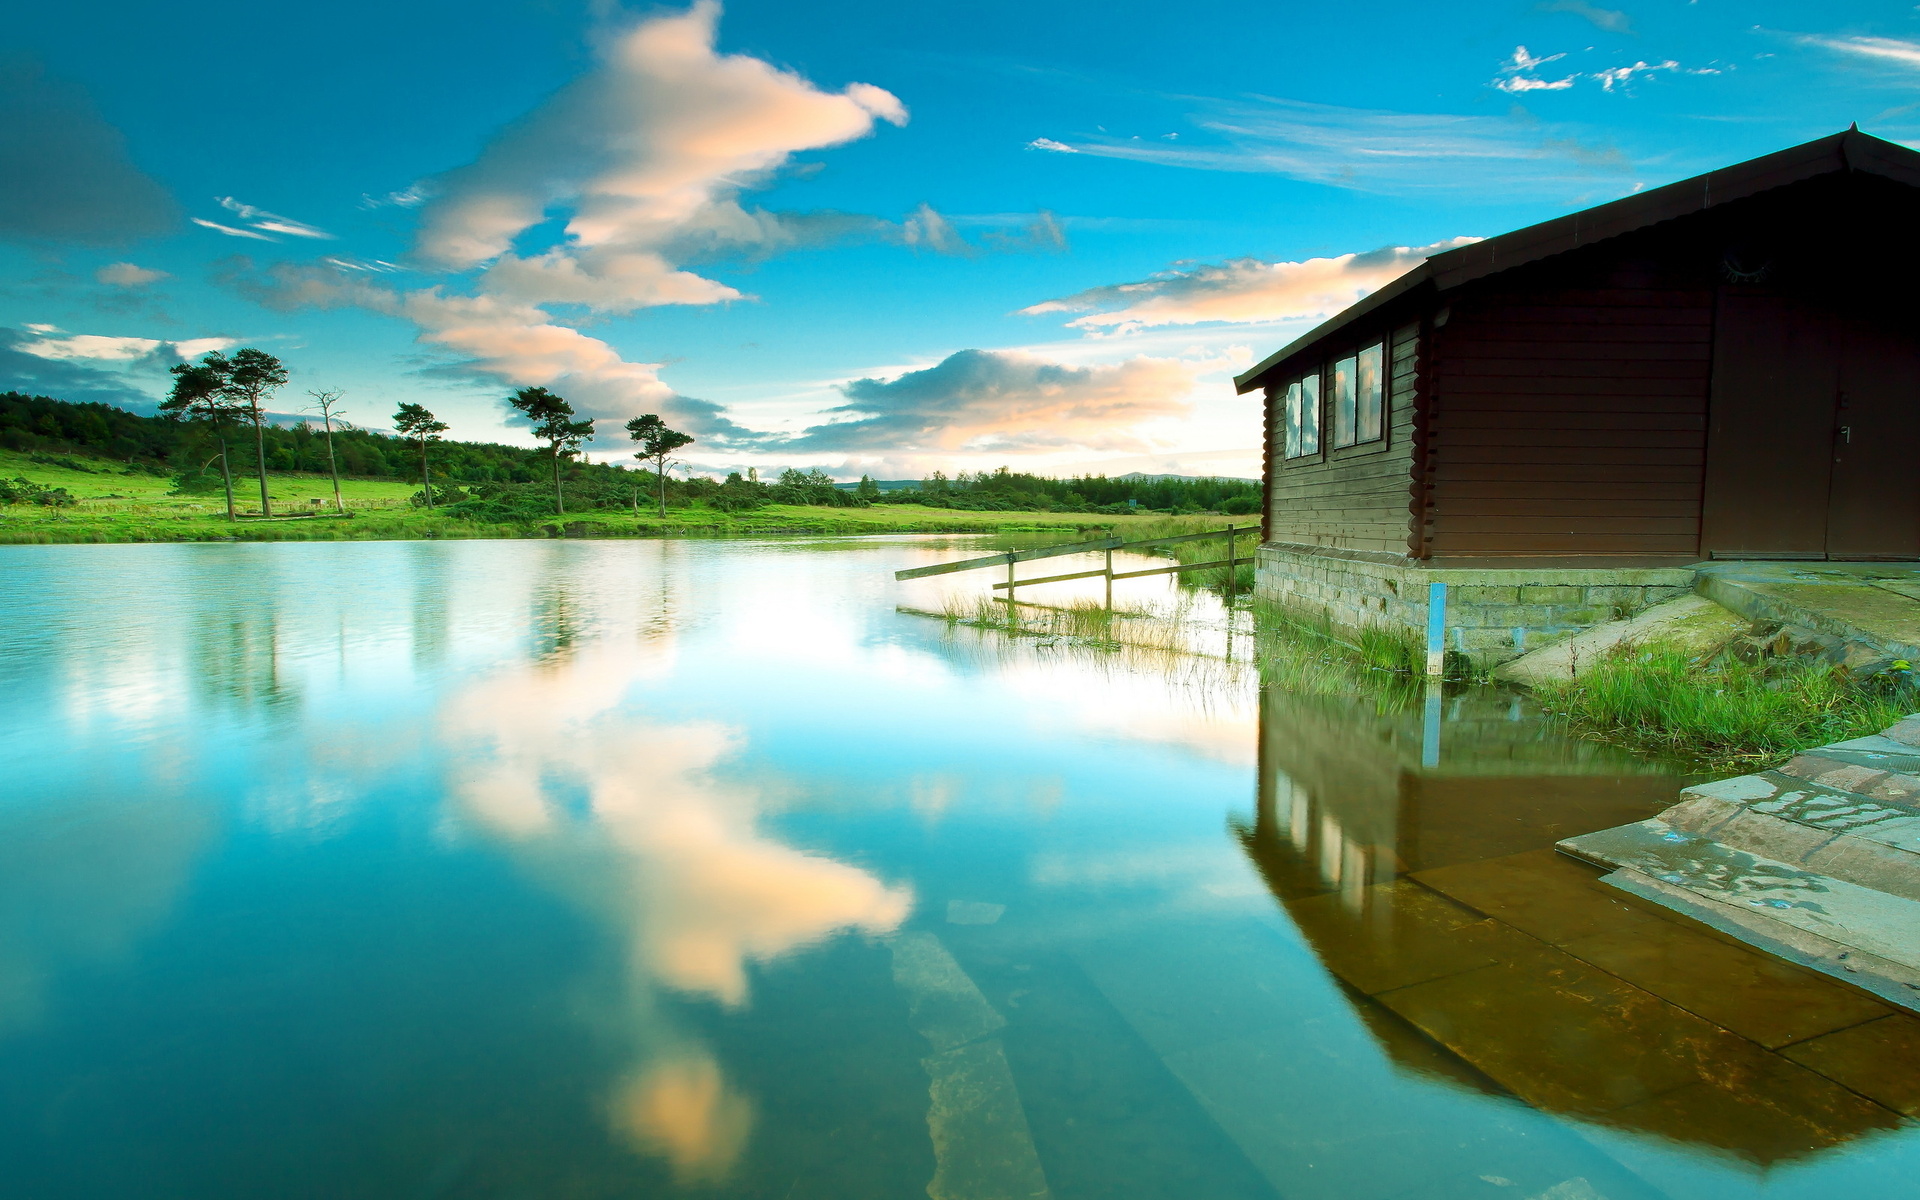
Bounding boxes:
1114 471 1259 485
834 471 1258 491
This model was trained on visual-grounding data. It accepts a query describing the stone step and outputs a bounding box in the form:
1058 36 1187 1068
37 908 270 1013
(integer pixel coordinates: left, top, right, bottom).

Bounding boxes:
1558 820 1920 1012
1663 774 1920 901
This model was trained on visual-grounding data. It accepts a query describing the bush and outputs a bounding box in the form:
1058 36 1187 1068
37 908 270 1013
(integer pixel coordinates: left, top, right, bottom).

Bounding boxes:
1220 494 1260 515
0 477 76 506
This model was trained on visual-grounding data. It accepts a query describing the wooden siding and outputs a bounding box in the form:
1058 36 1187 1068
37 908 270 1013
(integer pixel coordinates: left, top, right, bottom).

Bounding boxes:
1423 253 1714 557
1265 323 1419 553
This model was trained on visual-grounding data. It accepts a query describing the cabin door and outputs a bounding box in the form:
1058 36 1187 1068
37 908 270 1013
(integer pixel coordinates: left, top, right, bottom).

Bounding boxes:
1704 290 1920 560
1826 322 1920 559
1701 289 1838 558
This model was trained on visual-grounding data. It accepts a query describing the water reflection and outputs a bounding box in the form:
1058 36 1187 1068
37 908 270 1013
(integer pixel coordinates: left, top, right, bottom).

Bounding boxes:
1246 681 1908 1169
437 631 912 1179
1 540 1916 1200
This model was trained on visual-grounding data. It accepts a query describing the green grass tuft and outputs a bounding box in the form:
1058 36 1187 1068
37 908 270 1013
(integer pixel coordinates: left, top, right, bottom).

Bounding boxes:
1534 648 1910 771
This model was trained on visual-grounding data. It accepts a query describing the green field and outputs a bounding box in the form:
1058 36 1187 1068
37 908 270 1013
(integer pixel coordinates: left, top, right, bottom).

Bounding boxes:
0 451 1243 544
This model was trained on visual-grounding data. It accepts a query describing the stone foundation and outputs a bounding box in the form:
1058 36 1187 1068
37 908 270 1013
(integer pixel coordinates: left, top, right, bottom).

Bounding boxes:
1255 542 1696 664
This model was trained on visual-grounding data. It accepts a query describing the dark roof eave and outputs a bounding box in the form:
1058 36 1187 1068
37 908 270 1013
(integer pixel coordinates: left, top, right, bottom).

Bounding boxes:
1232 266 1433 394
1234 128 1920 394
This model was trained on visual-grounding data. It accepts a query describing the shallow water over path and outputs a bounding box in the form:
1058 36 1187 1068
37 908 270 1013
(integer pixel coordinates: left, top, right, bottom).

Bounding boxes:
1 538 1915 1199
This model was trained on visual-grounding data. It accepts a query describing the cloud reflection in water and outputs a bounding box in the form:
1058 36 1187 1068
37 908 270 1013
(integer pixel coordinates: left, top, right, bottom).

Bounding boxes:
439 640 913 1179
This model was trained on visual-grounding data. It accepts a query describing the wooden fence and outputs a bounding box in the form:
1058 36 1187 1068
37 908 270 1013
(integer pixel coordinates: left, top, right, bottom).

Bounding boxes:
894 525 1250 604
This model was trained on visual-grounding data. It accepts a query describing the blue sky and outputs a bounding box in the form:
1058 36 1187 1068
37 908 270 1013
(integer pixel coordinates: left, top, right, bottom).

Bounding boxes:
2 0 1915 479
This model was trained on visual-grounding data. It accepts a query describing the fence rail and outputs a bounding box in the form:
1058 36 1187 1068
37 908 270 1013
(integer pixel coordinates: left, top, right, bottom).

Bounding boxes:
895 525 1250 603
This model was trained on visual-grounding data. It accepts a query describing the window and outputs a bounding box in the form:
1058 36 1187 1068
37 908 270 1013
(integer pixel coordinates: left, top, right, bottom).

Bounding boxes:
1356 342 1384 444
1331 355 1357 447
1282 380 1301 458
1330 343 1385 449
1299 372 1320 456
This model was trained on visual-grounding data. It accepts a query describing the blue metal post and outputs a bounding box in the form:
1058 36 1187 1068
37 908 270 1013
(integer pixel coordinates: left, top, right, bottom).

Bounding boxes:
1424 580 1447 677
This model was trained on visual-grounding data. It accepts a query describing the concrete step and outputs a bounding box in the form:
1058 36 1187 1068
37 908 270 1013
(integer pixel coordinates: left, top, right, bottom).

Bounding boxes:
1558 819 1920 1012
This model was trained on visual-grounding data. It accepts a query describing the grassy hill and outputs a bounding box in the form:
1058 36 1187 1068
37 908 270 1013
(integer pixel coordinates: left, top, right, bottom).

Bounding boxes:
0 448 1240 544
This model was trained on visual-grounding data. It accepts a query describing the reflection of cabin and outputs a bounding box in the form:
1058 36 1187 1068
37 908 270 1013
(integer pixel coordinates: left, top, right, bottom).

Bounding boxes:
1239 687 1909 1164
1238 130 1920 660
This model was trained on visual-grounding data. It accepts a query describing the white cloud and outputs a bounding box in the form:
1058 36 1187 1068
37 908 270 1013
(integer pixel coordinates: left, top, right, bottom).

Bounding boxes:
216 197 333 240
192 217 276 241
1025 96 1633 195
1537 0 1633 35
779 348 1210 454
1800 34 1920 68
94 261 168 286
413 0 905 314
358 184 430 210
1496 75 1578 92
1022 237 1480 333
1501 45 1568 74
14 331 233 362
1593 59 1681 90
1028 137 1078 153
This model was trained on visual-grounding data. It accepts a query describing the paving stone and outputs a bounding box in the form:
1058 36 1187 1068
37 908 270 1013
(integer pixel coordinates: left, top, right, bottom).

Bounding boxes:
1375 954 1738 1118
1593 1050 1904 1166
1557 926 1890 1048
1778 1013 1920 1117
1558 820 1920 980
1284 880 1547 996
1414 849 1695 947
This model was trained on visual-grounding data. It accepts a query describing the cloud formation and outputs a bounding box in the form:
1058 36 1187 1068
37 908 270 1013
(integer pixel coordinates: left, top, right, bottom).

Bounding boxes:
14 330 232 362
0 328 171 411
1537 0 1633 34
1022 238 1479 333
0 60 178 245
229 3 934 447
414 0 905 314
1798 34 1920 69
780 349 1203 453
1495 45 1715 94
1024 96 1632 195
95 262 168 287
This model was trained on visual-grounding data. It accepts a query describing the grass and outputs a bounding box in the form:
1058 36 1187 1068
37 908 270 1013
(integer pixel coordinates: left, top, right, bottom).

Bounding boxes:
1108 516 1259 596
934 594 1187 652
0 450 1241 544
1533 647 1911 771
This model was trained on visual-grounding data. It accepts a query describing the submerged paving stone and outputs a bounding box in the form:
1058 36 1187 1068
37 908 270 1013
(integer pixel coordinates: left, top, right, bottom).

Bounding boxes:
1561 716 1920 1016
1778 1014 1920 1117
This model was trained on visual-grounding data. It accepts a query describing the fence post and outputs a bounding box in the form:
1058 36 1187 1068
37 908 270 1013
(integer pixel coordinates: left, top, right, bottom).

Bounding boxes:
1006 552 1017 601
1425 580 1447 677
1224 525 1236 607
1104 546 1113 609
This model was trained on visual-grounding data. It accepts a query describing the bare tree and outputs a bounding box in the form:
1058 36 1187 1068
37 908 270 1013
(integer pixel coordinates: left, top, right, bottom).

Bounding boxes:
305 389 348 513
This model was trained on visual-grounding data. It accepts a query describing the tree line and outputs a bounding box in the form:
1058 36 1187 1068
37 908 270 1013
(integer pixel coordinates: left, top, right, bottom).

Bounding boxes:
3 355 1261 519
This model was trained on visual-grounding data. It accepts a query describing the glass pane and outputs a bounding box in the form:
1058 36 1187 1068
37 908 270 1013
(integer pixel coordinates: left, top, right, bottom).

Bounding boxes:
1283 382 1302 459
1357 343 1385 443
1331 356 1357 448
1300 374 1321 456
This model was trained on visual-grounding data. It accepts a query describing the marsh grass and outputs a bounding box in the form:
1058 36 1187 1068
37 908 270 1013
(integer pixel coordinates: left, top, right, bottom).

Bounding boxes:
1535 647 1911 770
936 595 1187 653
1109 517 1258 597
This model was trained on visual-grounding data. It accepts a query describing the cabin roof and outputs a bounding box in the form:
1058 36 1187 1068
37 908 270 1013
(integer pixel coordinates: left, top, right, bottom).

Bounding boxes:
1234 128 1920 394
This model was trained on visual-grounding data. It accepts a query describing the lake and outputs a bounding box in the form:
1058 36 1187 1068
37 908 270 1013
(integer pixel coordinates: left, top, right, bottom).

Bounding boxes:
1 538 1915 1199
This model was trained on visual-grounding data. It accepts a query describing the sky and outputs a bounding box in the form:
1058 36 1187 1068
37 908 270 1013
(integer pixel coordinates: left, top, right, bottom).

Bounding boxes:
2 0 1916 480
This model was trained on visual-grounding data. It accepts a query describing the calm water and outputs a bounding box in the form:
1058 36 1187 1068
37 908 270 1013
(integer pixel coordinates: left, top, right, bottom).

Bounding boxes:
1 538 1915 1200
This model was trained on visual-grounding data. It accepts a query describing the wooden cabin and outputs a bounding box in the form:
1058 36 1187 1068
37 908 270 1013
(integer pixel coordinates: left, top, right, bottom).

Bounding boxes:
1238 128 1920 567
